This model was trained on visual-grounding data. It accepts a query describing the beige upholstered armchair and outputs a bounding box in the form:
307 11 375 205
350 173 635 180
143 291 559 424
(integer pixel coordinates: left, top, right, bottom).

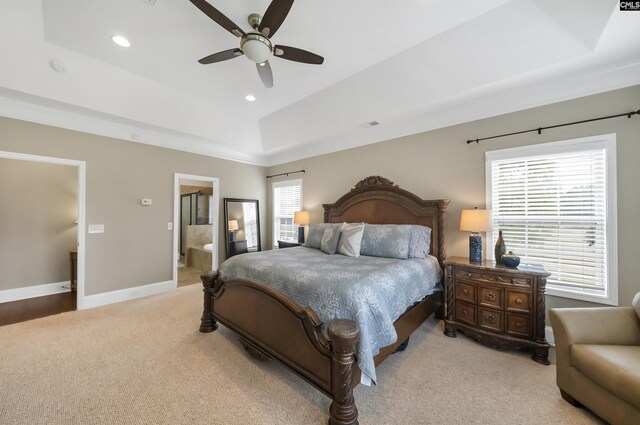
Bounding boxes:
549 293 640 425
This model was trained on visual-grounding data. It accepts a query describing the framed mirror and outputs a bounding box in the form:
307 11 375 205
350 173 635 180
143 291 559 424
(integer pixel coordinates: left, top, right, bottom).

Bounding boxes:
223 198 261 258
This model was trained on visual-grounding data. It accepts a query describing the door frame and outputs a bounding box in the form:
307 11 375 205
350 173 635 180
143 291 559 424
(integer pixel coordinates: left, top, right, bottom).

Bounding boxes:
173 173 220 288
0 150 87 308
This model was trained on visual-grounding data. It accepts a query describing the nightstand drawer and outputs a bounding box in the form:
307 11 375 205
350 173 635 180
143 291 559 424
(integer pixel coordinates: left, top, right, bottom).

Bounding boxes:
478 307 504 333
455 268 532 287
506 313 532 338
455 281 476 303
478 285 504 309
506 290 532 314
455 301 476 326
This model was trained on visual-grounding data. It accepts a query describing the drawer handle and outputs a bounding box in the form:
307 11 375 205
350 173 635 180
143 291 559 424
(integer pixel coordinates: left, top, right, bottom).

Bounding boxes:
463 288 469 295
467 272 472 278
515 298 523 305
485 291 497 302
462 310 468 316
486 314 496 324
497 276 507 282
516 322 522 327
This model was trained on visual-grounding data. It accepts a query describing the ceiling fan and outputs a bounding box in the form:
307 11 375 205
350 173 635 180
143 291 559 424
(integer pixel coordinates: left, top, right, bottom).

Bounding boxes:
188 0 324 88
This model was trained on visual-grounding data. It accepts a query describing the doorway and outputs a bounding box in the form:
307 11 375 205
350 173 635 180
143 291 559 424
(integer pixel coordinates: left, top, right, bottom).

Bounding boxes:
173 174 219 288
0 151 86 324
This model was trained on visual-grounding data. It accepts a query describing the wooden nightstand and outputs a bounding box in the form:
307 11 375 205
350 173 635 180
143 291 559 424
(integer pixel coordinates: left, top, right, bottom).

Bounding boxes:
443 256 551 365
277 240 301 249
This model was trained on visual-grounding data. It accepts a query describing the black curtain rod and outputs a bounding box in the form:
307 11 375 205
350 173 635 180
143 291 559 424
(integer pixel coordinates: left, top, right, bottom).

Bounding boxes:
466 108 640 144
266 169 306 179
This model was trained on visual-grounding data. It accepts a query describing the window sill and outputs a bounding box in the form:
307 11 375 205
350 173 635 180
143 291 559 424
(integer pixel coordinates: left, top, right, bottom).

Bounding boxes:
546 285 618 306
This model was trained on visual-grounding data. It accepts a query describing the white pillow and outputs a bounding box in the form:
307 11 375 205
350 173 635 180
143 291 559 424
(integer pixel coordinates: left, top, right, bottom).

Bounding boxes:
337 223 365 257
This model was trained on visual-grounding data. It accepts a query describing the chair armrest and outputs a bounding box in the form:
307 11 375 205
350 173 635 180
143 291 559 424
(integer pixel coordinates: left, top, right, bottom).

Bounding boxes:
550 307 640 347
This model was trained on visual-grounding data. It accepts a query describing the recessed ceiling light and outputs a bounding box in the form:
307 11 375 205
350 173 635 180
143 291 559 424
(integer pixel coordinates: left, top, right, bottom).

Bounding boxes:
112 35 131 48
245 95 256 102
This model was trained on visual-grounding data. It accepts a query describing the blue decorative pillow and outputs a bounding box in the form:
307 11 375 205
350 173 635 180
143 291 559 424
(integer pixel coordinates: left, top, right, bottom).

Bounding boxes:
408 225 432 259
320 225 342 255
304 224 330 249
360 224 411 259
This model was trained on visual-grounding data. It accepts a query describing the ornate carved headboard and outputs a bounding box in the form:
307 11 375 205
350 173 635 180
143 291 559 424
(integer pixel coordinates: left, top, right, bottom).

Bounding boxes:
323 176 449 266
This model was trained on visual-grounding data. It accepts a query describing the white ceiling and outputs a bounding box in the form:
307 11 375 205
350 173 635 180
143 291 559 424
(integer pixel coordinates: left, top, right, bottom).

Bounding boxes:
1 0 639 166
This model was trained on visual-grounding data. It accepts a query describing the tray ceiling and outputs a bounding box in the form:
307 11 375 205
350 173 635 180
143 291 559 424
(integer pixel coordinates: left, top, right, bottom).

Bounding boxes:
1 0 638 165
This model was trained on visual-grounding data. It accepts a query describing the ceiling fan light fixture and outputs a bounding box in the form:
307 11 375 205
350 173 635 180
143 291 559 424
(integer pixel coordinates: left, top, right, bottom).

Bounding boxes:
241 33 272 63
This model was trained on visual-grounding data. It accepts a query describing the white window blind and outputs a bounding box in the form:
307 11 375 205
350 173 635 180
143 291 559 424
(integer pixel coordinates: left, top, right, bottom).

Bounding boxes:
486 135 617 305
272 179 301 245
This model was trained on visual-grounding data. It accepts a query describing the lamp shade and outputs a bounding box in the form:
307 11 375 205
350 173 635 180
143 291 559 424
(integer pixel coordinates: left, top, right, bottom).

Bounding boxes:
294 211 310 225
460 209 491 232
228 220 239 231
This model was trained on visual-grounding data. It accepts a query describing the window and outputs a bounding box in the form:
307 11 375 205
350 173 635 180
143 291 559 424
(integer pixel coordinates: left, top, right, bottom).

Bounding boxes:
486 134 617 305
272 179 302 246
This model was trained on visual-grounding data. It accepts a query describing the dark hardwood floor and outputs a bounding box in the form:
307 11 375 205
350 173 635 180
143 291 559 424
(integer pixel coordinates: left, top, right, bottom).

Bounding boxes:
0 292 76 327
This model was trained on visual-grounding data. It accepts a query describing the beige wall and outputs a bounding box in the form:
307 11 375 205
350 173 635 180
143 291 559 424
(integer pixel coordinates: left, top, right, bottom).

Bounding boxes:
266 85 640 311
180 185 213 195
0 117 267 296
0 159 77 290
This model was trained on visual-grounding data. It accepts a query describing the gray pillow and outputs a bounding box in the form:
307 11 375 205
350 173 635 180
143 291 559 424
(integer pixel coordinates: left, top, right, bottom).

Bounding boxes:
320 225 341 255
633 292 640 321
360 224 411 259
408 225 432 259
304 223 333 249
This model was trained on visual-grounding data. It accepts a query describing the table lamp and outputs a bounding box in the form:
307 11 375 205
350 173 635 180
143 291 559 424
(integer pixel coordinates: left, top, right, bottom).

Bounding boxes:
293 211 309 243
460 208 491 263
228 219 239 242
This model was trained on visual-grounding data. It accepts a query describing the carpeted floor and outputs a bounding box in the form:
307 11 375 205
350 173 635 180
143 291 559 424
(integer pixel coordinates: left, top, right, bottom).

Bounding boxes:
0 285 603 425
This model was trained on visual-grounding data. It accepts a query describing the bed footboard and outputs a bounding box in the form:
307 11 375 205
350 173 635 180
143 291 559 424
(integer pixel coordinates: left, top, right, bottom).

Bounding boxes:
200 271 360 425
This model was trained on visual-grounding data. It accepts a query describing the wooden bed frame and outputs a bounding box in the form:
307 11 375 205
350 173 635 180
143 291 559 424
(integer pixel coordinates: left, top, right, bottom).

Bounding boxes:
199 176 449 425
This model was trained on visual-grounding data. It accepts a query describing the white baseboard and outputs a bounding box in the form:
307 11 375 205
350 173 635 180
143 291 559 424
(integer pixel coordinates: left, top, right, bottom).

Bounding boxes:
78 280 174 310
0 281 71 303
546 325 555 347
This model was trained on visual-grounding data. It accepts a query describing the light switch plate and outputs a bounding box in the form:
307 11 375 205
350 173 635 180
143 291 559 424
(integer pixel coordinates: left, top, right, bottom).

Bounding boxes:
167 222 173 230
141 198 152 206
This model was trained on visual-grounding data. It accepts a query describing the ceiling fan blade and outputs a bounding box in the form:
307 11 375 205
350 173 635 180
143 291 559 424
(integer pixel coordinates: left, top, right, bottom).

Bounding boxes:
256 61 274 88
274 45 324 65
258 0 294 38
198 48 244 64
188 0 245 38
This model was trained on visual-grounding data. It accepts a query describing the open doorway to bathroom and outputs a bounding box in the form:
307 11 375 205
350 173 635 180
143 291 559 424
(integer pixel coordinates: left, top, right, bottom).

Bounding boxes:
173 174 219 288
0 151 85 326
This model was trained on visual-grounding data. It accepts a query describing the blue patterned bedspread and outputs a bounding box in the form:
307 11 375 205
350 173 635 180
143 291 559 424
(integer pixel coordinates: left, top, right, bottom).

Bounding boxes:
218 247 442 385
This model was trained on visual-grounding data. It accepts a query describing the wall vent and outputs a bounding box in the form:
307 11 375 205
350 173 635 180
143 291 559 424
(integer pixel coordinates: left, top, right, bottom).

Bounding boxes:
359 121 380 128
